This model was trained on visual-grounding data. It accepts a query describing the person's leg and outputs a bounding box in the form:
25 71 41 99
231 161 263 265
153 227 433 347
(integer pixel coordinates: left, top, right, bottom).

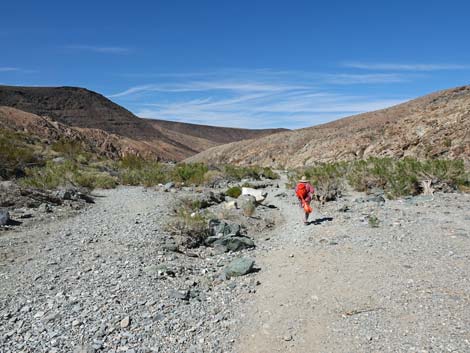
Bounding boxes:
304 201 311 224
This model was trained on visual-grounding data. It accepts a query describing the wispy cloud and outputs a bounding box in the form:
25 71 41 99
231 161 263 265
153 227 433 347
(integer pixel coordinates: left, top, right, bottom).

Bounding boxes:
0 67 20 72
324 73 406 84
65 45 130 54
108 81 308 98
108 69 409 128
342 62 470 71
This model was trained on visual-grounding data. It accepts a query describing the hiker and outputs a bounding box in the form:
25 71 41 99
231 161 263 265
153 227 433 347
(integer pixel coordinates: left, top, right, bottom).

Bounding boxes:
295 176 315 225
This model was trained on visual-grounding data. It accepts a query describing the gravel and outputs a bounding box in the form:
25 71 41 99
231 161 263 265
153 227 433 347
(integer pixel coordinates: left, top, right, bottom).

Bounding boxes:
1 177 469 353
0 186 261 353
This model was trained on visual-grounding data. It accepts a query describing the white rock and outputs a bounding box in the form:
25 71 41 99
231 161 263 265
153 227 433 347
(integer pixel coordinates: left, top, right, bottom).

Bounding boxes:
241 187 267 203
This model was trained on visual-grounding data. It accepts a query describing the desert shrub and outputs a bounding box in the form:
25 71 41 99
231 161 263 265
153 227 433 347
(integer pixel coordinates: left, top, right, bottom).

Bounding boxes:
223 165 261 181
75 172 117 189
0 129 39 178
225 186 242 198
368 215 380 228
203 169 224 186
51 139 92 162
167 199 212 248
21 160 79 189
289 157 469 199
21 160 117 190
177 197 203 212
260 167 280 179
172 163 208 185
222 165 279 181
117 157 167 186
347 158 469 198
302 162 348 201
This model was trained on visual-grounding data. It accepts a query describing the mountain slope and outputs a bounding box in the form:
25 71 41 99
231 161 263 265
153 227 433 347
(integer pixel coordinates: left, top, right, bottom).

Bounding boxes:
150 119 286 145
0 106 186 159
0 85 286 160
187 85 470 167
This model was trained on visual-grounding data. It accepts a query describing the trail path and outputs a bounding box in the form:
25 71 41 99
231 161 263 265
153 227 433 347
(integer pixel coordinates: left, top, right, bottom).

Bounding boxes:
236 174 470 353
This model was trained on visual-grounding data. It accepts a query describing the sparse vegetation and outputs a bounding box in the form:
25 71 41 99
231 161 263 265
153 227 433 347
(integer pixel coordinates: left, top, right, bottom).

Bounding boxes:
51 138 92 162
223 165 279 181
291 158 470 199
368 215 380 228
167 197 213 248
117 156 167 187
172 163 208 185
20 160 117 190
0 129 41 178
225 186 242 198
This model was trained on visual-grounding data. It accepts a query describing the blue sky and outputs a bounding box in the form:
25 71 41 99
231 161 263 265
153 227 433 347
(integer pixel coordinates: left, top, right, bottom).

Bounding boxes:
1 0 470 128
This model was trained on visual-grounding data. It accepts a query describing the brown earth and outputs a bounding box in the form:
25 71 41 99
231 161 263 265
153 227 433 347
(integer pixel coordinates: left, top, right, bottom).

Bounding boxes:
0 85 286 160
187 85 470 167
0 106 189 160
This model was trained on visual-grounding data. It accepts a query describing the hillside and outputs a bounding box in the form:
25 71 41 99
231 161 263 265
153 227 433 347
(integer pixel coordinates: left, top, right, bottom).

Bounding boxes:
187 85 470 167
0 85 285 160
150 119 286 145
0 106 191 160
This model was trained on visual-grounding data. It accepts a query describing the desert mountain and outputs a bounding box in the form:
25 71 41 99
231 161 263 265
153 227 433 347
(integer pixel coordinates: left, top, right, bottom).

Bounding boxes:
0 106 184 159
0 85 286 160
187 85 470 167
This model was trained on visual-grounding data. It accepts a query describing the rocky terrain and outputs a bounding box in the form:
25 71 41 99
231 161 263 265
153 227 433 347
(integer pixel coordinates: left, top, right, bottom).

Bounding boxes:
0 85 285 161
188 85 470 167
1 174 469 352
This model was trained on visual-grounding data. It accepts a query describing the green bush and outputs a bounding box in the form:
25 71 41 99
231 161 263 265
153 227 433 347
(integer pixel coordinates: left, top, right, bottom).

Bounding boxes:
51 138 92 162
290 158 469 199
0 129 39 178
21 160 117 190
260 167 280 180
167 198 213 248
21 160 79 189
75 173 117 189
116 157 167 186
172 163 208 185
225 186 242 198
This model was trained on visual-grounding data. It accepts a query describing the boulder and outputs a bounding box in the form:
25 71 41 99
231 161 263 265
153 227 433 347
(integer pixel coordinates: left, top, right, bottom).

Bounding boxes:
241 187 267 203
208 219 241 238
213 236 255 252
224 258 255 278
206 219 254 252
195 191 225 209
0 210 10 226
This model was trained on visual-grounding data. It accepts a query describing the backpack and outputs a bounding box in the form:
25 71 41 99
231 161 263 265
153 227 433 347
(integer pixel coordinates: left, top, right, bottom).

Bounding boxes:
296 183 308 200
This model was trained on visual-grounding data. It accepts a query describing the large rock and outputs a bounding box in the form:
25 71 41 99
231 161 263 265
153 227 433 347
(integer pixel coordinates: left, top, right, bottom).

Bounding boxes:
195 191 225 208
53 188 94 203
0 210 10 226
208 219 241 238
213 236 255 252
206 219 254 252
241 187 267 203
224 258 255 278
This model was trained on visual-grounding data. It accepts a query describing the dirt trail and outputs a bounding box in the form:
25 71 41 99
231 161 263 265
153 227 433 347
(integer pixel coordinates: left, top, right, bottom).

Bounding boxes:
236 174 470 353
